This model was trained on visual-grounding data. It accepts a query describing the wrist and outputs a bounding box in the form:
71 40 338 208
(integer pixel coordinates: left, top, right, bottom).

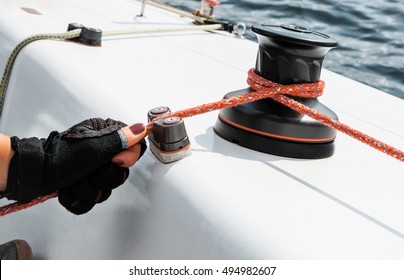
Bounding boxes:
0 134 14 192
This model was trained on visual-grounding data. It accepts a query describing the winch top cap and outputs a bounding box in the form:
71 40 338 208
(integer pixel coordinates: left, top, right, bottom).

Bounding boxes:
251 24 338 47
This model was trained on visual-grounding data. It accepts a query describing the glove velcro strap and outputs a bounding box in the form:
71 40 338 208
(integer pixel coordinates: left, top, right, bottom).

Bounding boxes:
6 136 45 203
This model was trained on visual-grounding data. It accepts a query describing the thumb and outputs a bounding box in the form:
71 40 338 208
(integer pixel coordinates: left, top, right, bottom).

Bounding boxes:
121 123 147 147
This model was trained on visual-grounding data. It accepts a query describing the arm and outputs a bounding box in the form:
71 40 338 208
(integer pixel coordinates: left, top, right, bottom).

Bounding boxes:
0 134 13 192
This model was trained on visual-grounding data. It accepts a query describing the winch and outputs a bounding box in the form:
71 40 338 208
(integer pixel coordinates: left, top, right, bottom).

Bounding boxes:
214 24 339 159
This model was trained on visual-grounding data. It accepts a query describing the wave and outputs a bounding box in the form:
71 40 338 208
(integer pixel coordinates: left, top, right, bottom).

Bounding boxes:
164 0 404 99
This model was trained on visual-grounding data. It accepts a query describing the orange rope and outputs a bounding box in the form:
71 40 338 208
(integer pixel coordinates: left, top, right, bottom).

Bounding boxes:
148 69 404 162
0 192 57 217
146 70 324 130
246 69 404 162
1 68 403 216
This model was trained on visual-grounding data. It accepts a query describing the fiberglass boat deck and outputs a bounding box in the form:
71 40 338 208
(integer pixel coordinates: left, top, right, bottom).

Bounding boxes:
0 0 404 259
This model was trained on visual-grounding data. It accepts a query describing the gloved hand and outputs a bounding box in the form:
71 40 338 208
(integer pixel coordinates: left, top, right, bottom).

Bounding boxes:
3 118 147 215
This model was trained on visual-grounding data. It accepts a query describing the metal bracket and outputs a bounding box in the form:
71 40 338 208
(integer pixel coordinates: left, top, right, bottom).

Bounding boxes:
138 0 148 17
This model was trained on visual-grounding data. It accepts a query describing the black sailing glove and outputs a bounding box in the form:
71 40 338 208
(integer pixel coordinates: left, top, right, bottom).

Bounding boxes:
4 118 147 215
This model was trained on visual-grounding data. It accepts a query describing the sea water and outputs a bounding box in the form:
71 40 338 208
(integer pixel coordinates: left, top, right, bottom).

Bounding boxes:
164 0 404 99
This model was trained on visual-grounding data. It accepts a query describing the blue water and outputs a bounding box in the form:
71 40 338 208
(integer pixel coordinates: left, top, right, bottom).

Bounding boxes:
164 0 404 99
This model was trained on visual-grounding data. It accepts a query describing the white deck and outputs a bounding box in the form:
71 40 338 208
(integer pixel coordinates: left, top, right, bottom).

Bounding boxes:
0 0 404 259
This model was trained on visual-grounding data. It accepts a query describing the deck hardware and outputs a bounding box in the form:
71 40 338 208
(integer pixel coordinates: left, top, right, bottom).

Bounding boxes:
195 0 220 18
147 107 191 163
214 24 339 159
204 19 246 37
136 1 245 38
67 23 102 46
233 22 247 38
147 106 171 121
138 0 148 17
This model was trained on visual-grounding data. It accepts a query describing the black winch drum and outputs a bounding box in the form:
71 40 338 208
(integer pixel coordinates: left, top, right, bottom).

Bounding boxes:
214 24 338 159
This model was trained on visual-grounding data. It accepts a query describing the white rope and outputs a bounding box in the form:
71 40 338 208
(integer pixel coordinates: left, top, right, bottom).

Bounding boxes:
103 23 222 37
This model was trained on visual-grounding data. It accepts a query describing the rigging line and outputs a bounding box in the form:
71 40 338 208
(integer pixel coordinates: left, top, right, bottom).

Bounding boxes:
0 29 82 119
102 24 222 37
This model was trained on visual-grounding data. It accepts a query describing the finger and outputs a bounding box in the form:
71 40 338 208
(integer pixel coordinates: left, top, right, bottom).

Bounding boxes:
105 118 127 128
121 123 147 147
90 163 129 190
58 187 97 215
58 163 129 215
111 144 141 167
63 177 112 203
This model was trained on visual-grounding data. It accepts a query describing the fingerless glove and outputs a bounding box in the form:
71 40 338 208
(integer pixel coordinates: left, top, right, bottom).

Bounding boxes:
3 118 146 214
